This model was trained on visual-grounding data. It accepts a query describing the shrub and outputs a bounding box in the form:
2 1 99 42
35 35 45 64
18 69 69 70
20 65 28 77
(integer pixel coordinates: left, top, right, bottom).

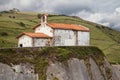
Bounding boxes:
37 14 42 19
53 77 59 80
9 16 12 18
0 14 2 16
19 22 25 27
13 16 15 19
0 32 8 36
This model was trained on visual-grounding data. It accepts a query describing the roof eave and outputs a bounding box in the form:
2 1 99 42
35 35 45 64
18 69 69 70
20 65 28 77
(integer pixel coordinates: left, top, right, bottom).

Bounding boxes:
33 37 52 39
16 33 24 39
49 28 90 32
33 24 41 30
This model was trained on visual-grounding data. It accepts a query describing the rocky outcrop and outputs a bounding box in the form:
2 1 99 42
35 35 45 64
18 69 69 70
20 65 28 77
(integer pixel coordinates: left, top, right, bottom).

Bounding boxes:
46 57 119 80
112 65 120 79
0 47 120 80
0 57 119 80
46 58 90 80
0 63 38 80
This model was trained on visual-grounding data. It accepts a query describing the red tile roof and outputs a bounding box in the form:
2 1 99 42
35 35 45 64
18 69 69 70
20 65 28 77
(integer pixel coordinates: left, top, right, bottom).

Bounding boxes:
47 23 89 31
17 32 51 38
33 23 89 31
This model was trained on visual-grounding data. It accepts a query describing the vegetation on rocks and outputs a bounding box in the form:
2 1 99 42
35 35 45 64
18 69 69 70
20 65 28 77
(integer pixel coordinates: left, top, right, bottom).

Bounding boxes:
53 77 59 80
0 46 104 80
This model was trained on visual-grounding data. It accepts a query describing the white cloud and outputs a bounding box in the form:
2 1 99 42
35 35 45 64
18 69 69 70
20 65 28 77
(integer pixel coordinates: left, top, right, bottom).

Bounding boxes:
0 0 120 30
18 0 33 7
115 7 120 13
86 13 103 23
37 0 93 14
77 7 120 30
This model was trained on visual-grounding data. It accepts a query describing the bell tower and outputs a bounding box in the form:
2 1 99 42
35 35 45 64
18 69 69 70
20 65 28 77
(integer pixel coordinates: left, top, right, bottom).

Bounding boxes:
41 14 48 24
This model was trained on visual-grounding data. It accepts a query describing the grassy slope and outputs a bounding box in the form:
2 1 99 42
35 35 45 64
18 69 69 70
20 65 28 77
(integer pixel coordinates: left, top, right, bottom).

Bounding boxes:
0 12 120 64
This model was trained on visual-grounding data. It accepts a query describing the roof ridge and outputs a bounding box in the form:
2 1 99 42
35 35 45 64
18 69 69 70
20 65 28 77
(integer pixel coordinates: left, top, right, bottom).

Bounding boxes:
78 25 89 30
47 22 89 31
33 22 89 31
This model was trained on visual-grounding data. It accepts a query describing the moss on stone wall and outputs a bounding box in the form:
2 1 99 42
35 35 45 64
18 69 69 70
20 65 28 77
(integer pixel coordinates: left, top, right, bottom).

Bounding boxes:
0 46 105 80
53 77 59 80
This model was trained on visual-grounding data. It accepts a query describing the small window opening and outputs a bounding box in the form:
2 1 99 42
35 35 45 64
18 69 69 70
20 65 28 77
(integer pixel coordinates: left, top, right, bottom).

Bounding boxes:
20 44 23 47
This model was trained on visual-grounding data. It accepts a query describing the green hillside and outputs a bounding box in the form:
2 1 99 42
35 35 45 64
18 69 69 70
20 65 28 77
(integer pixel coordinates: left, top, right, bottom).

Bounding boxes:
0 12 120 64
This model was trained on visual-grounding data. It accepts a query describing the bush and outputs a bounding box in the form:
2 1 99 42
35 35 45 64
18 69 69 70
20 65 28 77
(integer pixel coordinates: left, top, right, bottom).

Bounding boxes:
13 16 15 19
0 14 2 16
19 22 25 27
9 16 16 19
37 14 42 19
9 16 12 18
53 77 59 80
0 32 8 36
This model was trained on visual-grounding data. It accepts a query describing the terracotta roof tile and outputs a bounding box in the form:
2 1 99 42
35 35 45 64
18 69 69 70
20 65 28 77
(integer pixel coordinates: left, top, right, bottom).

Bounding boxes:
17 32 51 38
33 23 89 31
47 23 89 31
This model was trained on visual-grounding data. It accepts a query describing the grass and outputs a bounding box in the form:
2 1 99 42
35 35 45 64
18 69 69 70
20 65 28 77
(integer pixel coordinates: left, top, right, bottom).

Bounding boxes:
0 12 120 64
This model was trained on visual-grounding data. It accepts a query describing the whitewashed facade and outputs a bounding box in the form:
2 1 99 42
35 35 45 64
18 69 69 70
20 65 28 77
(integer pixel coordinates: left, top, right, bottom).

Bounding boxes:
18 35 33 47
35 24 53 37
53 29 76 46
17 32 52 47
17 14 90 47
78 31 90 46
33 38 51 47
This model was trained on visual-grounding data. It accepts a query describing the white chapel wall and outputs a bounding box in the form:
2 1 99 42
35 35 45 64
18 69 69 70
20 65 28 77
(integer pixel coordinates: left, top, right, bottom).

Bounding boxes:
54 29 76 46
18 35 33 47
78 31 90 46
33 38 49 47
35 25 53 37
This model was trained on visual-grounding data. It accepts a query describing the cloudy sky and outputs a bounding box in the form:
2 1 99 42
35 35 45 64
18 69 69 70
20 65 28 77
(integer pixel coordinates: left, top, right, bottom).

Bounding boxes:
0 0 120 30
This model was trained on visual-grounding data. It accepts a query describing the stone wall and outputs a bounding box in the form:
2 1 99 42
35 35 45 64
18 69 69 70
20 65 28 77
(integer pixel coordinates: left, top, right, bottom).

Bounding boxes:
0 58 119 80
46 57 119 80
0 63 38 80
